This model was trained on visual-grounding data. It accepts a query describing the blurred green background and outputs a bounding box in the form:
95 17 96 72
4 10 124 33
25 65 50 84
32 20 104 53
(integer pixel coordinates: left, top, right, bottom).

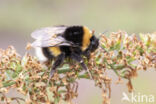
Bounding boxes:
0 0 156 104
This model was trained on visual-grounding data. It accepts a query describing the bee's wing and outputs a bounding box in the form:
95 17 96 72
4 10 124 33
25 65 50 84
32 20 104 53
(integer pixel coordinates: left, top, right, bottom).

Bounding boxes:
31 36 72 47
31 26 67 40
31 26 72 47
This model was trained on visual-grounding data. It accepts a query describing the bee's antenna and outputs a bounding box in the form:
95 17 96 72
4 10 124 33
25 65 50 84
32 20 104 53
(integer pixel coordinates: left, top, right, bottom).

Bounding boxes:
98 30 109 38
92 30 95 34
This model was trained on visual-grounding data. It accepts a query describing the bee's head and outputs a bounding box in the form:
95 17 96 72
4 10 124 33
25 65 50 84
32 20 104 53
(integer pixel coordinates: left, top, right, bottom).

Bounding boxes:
89 35 99 52
83 30 99 57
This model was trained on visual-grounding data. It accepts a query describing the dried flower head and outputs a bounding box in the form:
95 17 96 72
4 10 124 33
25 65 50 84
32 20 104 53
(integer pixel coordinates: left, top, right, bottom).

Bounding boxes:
0 31 155 104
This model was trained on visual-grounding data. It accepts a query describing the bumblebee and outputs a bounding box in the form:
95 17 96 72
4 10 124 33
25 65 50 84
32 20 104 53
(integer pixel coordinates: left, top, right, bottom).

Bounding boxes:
31 25 99 81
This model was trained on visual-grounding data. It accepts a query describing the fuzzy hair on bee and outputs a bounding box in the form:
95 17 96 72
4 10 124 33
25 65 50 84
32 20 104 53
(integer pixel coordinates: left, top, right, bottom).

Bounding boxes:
31 25 99 83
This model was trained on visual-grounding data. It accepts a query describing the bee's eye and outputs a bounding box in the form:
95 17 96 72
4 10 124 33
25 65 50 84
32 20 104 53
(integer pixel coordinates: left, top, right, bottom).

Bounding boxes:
89 36 99 52
90 36 95 41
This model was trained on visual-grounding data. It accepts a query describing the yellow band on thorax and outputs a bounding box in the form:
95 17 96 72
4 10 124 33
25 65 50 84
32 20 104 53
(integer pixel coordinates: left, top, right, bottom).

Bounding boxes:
82 26 92 51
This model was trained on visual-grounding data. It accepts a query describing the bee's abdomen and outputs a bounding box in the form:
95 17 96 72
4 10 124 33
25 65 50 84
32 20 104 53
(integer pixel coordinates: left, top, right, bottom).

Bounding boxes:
42 47 54 60
41 47 62 59
35 47 49 62
48 47 61 57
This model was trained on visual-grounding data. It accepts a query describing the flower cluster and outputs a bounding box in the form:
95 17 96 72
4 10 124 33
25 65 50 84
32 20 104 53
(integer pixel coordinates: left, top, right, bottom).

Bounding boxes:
0 31 155 104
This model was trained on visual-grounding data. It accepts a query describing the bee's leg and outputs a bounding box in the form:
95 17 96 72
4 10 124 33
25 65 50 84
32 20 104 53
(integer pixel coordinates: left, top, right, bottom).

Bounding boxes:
83 49 91 60
85 51 91 60
71 53 93 79
47 53 65 85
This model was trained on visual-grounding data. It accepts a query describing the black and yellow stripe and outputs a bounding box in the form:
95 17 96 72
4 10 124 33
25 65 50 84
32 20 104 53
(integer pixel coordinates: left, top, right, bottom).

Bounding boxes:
42 47 61 59
82 26 92 51
41 26 93 59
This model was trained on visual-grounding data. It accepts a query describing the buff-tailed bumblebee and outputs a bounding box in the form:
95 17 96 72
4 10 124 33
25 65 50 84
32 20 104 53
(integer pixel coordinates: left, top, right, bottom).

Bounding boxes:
31 25 99 82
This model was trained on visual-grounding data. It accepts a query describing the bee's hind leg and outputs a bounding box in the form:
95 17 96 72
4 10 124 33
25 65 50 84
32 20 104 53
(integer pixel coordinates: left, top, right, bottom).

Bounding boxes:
83 50 91 60
47 53 65 85
70 53 93 79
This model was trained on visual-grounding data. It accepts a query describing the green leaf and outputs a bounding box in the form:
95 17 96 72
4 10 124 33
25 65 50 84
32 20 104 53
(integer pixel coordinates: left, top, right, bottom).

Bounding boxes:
127 57 135 64
54 96 60 104
10 62 17 69
111 64 125 70
46 87 54 102
139 33 151 47
12 72 18 78
5 70 14 80
109 40 121 51
58 69 71 73
16 64 22 72
78 74 89 79
101 43 106 49
3 81 16 87
136 46 144 55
